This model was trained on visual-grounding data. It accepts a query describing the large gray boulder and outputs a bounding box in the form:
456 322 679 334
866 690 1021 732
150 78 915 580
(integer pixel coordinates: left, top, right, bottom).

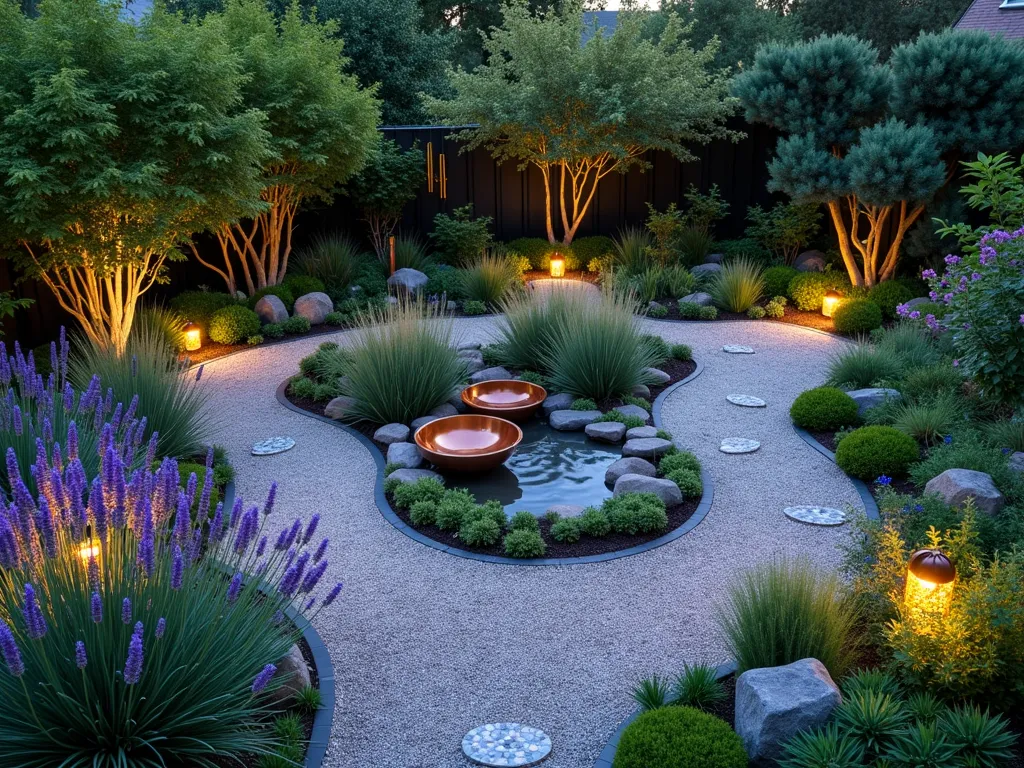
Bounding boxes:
691 264 721 279
924 468 1005 515
386 442 423 469
605 456 656 485
324 396 357 421
386 267 428 297
549 409 602 431
267 643 311 707
613 474 683 506
735 658 842 766
631 384 651 398
643 368 671 385
255 294 289 325
622 437 673 458
794 250 827 272
293 292 333 325
457 341 482 351
704 252 724 264
585 421 626 443
679 291 714 307
904 297 932 309
470 366 512 384
615 404 651 424
373 423 410 445
448 391 469 413
429 403 459 418
626 426 658 440
410 415 440 431
542 393 575 416
846 387 902 418
387 468 442 485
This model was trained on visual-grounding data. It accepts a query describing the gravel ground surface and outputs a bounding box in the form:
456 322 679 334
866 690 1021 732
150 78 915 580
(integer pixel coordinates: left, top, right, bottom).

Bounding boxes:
198 312 861 768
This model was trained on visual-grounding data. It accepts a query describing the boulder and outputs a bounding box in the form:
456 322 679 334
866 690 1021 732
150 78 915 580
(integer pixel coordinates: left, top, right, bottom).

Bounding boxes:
549 409 602 431
679 291 714 307
622 437 673 458
615 404 651 424
735 658 842 766
1009 452 1024 474
429 403 459 419
254 294 288 325
626 426 658 440
924 468 1005 515
542 393 575 416
293 292 333 325
643 367 672 385
386 442 422 469
448 391 469 413
387 468 442 485
605 456 657 485
458 352 486 374
267 643 311 707
410 415 440 431
631 384 651 398
585 421 626 443
373 423 410 445
846 387 902 417
234 290 248 302
613 474 683 506
904 297 932 309
458 341 482 351
470 366 512 384
704 252 724 264
324 396 357 421
691 264 721 279
794 250 827 272
546 504 586 519
386 267 428 297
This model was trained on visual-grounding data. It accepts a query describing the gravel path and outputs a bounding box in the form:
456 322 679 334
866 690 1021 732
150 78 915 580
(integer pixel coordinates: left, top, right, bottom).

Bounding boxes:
198 315 862 768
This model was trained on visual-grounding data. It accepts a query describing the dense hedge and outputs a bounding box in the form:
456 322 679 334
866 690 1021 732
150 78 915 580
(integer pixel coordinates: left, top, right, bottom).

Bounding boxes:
209 305 261 345
833 298 883 334
613 707 747 768
835 425 919 480
790 387 860 431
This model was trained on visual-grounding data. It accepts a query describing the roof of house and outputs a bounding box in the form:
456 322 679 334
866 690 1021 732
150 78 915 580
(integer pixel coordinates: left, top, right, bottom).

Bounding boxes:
954 0 1024 39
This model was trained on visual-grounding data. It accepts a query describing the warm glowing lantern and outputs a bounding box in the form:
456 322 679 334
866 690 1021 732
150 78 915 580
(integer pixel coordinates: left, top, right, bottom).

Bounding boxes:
549 253 565 278
822 290 842 318
184 321 202 351
79 543 100 562
905 549 956 616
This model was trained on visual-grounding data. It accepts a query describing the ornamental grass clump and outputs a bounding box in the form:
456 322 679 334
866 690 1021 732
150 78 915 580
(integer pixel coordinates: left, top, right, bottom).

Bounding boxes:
0 420 341 767
710 256 764 313
493 288 588 372
458 251 523 307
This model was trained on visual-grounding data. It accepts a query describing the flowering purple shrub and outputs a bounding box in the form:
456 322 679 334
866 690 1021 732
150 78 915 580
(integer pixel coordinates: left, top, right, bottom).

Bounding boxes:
0 420 340 766
901 229 1024 404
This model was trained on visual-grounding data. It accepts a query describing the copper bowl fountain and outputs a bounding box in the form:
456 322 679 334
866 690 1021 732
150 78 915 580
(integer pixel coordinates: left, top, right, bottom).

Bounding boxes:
460 380 547 422
414 414 523 471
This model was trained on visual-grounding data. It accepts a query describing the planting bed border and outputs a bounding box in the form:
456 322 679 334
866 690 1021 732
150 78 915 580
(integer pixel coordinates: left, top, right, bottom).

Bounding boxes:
792 426 880 521
274 360 714 565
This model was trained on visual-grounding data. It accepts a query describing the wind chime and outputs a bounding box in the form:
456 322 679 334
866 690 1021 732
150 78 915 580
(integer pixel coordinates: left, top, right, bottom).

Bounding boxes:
425 141 447 200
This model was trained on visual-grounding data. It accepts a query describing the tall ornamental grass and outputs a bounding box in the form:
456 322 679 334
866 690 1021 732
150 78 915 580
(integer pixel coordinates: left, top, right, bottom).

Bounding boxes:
0 420 341 767
710 256 764 313
493 288 588 372
459 251 523 306
292 232 363 292
340 299 466 424
70 319 212 462
612 227 655 275
717 557 860 678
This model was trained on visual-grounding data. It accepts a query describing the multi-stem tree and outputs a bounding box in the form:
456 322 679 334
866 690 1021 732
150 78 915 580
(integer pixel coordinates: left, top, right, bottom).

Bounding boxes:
425 0 740 245
0 0 268 355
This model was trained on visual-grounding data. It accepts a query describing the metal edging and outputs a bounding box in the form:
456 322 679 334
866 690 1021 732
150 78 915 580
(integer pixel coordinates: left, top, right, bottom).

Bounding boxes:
791 425 880 521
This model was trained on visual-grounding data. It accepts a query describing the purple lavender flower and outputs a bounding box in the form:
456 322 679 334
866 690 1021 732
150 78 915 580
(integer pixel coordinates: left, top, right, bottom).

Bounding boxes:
156 617 166 639
303 514 320 545
145 433 159 468
205 446 214 469
233 507 259 555
173 491 190 546
323 582 343 608
88 555 100 592
303 597 315 611
123 622 144 685
91 593 103 623
210 502 225 543
944 254 961 265
263 482 277 516
229 497 243 529
0 620 24 677
35 497 57 559
284 518 302 549
300 560 327 594
171 545 184 590
197 468 214 521
22 584 47 639
256 536 267 557
953 359 960 368
274 525 290 552
227 572 243 603
121 597 132 625
313 538 328 563
251 663 276 694
195 365 204 383
0 511 20 569
75 640 88 669
909 310 920 320
123 394 138 427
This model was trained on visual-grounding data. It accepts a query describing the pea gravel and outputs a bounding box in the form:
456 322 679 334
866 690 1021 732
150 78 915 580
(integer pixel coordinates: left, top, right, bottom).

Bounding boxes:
198 314 862 768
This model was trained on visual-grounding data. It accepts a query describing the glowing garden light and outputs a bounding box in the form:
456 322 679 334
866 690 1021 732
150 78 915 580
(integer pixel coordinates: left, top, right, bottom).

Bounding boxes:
78 543 100 562
905 548 956 616
183 322 201 352
549 253 565 278
822 290 842 318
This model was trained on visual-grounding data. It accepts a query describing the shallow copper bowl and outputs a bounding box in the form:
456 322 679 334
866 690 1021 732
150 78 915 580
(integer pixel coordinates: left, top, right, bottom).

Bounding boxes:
460 380 547 422
414 414 523 471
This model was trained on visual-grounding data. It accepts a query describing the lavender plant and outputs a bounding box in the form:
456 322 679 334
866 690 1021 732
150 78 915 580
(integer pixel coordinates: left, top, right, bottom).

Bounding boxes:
0 420 340 767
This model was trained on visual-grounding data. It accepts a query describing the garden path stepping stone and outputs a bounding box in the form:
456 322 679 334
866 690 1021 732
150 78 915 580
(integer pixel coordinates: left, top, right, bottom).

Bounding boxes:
251 437 295 456
784 506 847 526
462 723 552 766
723 345 755 354
727 394 767 408
720 438 760 454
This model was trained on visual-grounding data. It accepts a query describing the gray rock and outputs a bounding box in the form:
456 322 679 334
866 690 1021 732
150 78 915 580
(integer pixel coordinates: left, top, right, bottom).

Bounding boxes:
387 468 442 485
585 421 626 443
622 437 673 458
924 468 1005 515
386 442 422 469
626 426 658 440
448 391 469 413
631 384 651 398
234 290 248 302
386 267 428 296
846 387 902 417
373 423 410 445
545 504 586 519
410 415 440 431
605 456 657 485
613 474 683 506
549 410 602 431
794 250 827 272
446 301 458 312
1010 452 1024 473
459 354 486 374
429 403 459 418
293 291 333 325
691 264 722 279
735 658 842 766
267 643 311 707
704 252 724 264
470 366 512 384
905 297 932 309
458 341 482 351
679 291 714 306
643 367 671 385
542 393 575 416
615 404 651 424
324 396 357 421
254 294 288 325
457 348 484 362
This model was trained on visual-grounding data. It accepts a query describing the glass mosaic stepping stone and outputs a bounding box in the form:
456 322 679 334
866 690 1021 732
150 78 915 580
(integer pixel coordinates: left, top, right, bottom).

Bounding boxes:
462 723 552 766
727 394 766 408
251 437 295 456
784 506 847 526
720 437 760 454
722 345 755 354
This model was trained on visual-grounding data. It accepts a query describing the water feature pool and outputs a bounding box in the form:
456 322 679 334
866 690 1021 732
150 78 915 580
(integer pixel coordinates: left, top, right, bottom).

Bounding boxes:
438 418 620 516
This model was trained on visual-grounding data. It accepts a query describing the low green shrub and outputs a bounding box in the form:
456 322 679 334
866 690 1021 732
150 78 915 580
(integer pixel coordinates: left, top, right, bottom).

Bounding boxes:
262 322 285 338
503 528 546 558
899 363 963 402
209 305 261 345
282 316 311 334
247 284 295 311
435 489 476 531
409 500 438 526
835 425 919 480
572 398 598 411
764 295 787 318
868 280 915 320
788 271 851 311
603 493 669 534
790 387 860 431
763 265 799 300
667 468 702 498
677 300 702 319
459 515 503 547
506 237 579 271
909 435 1020 497
648 303 668 319
662 265 697 299
292 233 364 295
612 707 747 768
595 410 645 429
509 510 540 532
833 298 883 334
462 300 488 316
572 235 614 270
459 252 522 306
424 263 465 301
672 664 727 710
876 323 939 370
392 477 446 509
283 274 326 298
671 343 692 361
622 395 651 411
551 518 581 542
518 370 547 387
659 451 700 476
579 507 611 537
324 311 346 326
169 290 236 331
698 306 718 320
430 204 493 264
747 305 766 319
246 335 263 345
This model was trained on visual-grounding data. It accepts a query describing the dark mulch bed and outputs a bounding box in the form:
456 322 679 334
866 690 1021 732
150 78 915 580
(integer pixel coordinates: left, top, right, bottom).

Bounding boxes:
709 675 737 729
649 299 842 334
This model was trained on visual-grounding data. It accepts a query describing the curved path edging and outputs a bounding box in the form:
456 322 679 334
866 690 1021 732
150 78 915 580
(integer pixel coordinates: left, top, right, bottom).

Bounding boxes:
792 425 880 521
273 360 714 566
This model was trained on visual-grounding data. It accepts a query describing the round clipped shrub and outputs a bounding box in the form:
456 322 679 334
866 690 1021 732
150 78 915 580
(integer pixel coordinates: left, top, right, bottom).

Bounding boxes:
504 528 547 558
671 343 692 361
208 305 260 345
648 303 669 319
551 517 581 542
747 305 766 319
868 280 914 320
604 492 668 534
763 265 799 300
833 298 883 334
668 468 702 498
460 517 502 547
789 271 851 311
169 290 236 331
247 284 295 311
579 507 611 537
409 500 438 526
659 451 701 476
790 386 860 431
612 707 747 768
835 425 919 480
462 299 487 316
283 274 326 297
283 315 311 334
698 306 718 321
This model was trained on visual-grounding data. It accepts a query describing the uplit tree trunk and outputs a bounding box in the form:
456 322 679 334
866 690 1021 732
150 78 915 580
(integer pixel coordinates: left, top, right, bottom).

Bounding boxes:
554 149 644 244
364 211 400 262
827 195 926 288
